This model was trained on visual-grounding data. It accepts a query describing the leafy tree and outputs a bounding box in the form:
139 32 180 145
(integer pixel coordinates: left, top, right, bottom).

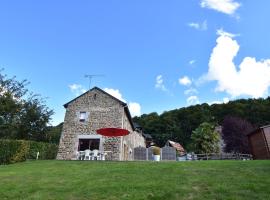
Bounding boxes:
45 122 63 144
133 97 270 150
190 122 220 154
0 70 54 141
222 116 254 153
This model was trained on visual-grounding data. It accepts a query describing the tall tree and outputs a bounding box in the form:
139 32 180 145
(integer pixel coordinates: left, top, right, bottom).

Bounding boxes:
190 122 220 154
222 116 254 154
0 70 54 141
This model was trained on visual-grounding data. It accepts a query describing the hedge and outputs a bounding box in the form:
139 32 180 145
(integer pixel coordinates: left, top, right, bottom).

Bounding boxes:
0 139 58 165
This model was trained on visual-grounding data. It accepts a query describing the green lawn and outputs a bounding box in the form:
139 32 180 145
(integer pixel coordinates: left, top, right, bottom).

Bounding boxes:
0 160 269 200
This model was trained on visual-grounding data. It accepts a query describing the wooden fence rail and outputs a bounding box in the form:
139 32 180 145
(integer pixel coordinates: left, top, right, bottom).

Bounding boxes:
194 153 252 160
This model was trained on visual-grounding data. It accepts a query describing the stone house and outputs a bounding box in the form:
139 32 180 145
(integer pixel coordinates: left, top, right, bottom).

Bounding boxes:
57 87 145 161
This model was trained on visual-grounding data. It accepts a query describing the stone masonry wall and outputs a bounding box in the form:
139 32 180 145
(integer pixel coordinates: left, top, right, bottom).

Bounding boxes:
57 87 145 161
57 88 123 160
121 112 145 160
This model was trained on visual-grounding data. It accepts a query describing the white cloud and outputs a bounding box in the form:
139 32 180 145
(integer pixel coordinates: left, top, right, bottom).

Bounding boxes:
104 88 126 102
223 97 230 104
179 76 192 86
217 29 238 38
188 20 207 31
104 88 141 116
155 75 167 91
187 96 200 105
205 29 270 98
184 88 198 95
81 89 87 93
69 84 87 96
69 84 81 91
200 0 240 15
128 102 141 117
188 23 199 30
189 60 196 65
208 97 230 105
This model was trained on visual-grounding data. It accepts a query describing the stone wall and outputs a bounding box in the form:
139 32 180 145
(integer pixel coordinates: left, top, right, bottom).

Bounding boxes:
57 87 145 160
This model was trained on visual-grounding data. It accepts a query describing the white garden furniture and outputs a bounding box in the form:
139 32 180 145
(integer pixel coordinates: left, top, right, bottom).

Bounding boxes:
84 149 92 160
92 149 101 160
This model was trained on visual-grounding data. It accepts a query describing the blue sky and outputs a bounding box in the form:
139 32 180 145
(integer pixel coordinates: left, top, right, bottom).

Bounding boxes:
1 0 270 125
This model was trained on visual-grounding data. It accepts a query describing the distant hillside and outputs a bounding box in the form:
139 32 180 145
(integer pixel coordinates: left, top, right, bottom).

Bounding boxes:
133 97 270 149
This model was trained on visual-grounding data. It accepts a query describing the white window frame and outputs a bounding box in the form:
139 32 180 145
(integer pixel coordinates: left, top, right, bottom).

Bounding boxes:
79 111 87 122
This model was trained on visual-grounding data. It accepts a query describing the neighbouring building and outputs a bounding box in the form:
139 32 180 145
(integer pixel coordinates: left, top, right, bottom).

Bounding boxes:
248 125 270 159
57 87 145 161
165 140 185 155
134 123 153 148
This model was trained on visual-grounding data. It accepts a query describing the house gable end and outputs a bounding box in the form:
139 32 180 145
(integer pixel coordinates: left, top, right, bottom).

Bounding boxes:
64 87 126 108
63 86 134 130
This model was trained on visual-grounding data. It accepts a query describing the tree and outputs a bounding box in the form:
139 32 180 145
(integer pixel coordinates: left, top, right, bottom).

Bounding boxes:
222 116 254 154
133 97 270 149
0 70 54 141
190 122 220 154
45 122 63 144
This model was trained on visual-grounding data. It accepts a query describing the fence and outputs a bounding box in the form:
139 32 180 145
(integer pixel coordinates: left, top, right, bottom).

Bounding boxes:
134 146 176 161
195 153 252 160
133 146 253 161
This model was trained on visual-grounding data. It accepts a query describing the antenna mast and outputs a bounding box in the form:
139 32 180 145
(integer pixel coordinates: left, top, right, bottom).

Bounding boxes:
84 74 104 89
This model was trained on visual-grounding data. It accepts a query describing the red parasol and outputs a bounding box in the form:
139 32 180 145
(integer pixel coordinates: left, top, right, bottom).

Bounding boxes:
96 128 129 137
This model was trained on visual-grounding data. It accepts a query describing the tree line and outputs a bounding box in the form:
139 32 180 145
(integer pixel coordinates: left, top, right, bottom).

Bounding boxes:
133 97 270 153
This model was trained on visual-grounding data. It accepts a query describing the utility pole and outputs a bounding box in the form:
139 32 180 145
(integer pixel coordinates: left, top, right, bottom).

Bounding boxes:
84 74 104 89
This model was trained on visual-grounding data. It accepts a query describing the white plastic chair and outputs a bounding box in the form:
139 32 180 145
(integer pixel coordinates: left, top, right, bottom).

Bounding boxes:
100 152 107 161
92 149 101 160
84 149 91 160
79 151 85 160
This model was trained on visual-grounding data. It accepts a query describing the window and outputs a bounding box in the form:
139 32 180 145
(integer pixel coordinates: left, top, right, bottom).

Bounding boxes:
78 139 100 151
79 112 87 122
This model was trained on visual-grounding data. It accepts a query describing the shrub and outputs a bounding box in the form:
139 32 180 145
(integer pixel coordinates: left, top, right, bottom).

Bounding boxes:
11 141 30 163
191 122 220 154
0 139 58 165
152 146 161 155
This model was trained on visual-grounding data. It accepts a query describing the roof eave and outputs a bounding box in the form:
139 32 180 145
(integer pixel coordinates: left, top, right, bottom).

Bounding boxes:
124 105 135 131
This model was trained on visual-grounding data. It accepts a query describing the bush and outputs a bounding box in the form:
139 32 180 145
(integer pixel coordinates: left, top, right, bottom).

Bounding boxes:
0 139 58 165
191 122 220 154
152 146 161 155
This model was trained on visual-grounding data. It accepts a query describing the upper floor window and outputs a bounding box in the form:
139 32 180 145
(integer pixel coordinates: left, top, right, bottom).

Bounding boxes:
79 112 87 122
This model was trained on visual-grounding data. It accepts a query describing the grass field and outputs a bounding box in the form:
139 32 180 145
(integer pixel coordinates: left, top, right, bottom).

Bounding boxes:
0 160 269 200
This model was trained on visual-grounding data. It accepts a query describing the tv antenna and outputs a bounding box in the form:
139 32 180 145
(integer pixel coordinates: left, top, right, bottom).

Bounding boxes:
84 74 104 89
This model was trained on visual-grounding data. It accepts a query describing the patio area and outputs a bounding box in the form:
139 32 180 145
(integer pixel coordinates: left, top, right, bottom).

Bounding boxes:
76 149 113 161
